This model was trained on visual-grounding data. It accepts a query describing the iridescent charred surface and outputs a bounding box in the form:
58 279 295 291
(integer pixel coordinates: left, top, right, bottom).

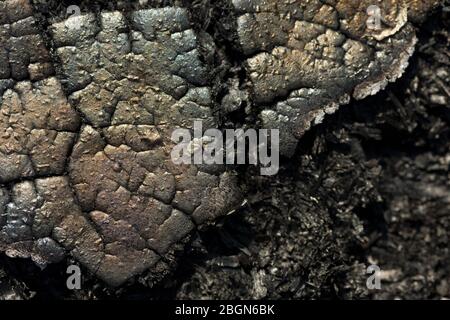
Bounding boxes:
0 0 242 287
230 0 440 154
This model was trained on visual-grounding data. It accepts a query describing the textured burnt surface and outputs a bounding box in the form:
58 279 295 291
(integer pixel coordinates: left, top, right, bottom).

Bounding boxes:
0 0 446 294
231 0 440 155
0 0 242 287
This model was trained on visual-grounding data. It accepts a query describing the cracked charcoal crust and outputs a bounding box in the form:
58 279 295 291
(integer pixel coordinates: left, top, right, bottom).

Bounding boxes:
0 0 243 287
0 0 440 287
230 0 440 155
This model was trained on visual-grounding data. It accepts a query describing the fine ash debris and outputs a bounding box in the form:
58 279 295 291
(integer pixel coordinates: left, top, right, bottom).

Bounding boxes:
0 0 448 298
